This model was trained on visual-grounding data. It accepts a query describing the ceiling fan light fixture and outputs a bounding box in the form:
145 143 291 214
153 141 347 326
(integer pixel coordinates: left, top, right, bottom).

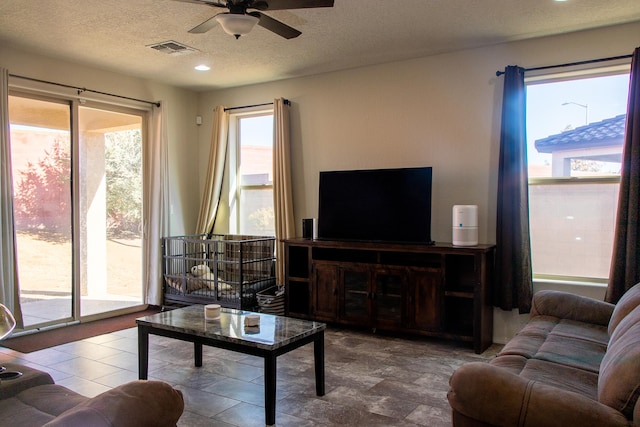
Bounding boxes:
215 13 259 39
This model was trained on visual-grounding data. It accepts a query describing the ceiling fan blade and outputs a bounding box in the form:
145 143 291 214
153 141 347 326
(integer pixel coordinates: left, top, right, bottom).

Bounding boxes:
250 11 301 39
188 15 220 33
255 0 334 11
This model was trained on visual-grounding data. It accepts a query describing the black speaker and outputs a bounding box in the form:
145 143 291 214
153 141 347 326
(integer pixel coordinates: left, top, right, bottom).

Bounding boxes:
302 218 315 239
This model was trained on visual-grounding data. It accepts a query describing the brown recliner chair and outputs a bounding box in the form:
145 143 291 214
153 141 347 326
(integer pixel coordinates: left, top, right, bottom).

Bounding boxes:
0 363 184 427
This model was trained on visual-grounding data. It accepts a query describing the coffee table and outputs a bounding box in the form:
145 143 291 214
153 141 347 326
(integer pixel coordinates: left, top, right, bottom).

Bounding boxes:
137 305 326 426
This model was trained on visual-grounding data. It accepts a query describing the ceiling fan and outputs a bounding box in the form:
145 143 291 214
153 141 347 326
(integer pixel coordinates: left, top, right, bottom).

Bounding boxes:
173 0 335 39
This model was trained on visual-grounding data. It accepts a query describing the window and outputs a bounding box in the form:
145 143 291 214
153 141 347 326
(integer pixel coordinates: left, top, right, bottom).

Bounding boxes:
229 112 275 236
9 93 145 329
526 69 630 281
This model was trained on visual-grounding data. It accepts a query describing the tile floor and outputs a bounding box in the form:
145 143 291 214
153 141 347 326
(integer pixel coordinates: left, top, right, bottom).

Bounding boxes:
0 326 501 426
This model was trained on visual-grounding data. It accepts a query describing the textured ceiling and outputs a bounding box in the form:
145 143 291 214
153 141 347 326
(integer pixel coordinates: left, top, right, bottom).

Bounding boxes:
1 0 639 91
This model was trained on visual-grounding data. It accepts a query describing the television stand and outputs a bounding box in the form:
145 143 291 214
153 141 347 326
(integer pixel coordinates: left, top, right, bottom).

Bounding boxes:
284 238 495 354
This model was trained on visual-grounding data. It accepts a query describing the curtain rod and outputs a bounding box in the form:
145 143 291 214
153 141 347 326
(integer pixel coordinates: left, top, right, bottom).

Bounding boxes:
9 74 161 107
224 98 290 112
495 53 633 76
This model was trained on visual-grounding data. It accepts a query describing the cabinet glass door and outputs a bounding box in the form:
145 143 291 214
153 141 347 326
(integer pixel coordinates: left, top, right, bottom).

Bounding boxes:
340 268 370 323
374 270 405 328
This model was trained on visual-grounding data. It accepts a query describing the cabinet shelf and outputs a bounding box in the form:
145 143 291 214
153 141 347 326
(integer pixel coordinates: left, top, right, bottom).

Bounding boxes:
346 290 368 296
444 290 474 299
287 245 310 279
284 239 494 353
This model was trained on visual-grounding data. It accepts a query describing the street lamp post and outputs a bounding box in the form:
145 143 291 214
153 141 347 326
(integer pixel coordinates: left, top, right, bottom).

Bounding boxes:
562 101 588 125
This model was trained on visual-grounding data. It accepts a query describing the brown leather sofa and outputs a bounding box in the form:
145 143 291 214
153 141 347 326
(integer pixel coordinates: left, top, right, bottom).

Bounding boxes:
0 363 184 426
448 282 640 427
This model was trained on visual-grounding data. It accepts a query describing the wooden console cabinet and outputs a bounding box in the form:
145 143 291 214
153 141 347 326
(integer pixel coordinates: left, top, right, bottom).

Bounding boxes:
284 238 495 353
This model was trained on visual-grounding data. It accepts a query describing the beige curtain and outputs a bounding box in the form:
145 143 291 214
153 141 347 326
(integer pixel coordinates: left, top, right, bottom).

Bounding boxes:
0 68 23 326
273 98 295 285
196 106 229 235
143 103 168 305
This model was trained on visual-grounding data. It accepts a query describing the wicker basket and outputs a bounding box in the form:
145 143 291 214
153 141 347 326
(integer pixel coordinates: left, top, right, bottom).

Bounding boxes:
256 285 285 315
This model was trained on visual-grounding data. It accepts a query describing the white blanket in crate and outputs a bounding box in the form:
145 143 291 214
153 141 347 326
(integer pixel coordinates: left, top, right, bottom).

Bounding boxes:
165 274 233 293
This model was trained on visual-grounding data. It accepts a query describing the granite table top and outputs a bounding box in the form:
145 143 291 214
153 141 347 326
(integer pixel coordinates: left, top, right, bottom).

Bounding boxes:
136 305 326 351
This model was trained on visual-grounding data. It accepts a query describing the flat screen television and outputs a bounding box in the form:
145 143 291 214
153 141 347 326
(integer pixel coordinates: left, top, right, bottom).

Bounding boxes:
317 166 433 244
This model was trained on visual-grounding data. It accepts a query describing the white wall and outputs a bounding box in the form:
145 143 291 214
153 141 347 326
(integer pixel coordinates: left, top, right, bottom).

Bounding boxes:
0 46 200 236
197 22 640 245
197 21 640 344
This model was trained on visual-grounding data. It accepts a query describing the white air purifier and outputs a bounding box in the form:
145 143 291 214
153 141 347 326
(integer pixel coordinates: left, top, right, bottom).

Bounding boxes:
452 205 478 246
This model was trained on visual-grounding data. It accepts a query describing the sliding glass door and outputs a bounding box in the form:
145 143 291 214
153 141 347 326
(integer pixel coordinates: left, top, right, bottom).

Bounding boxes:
78 106 143 317
9 94 145 329
9 96 73 326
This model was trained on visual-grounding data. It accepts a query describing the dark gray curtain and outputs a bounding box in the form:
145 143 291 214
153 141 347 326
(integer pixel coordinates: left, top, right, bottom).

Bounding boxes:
494 65 533 314
606 47 640 304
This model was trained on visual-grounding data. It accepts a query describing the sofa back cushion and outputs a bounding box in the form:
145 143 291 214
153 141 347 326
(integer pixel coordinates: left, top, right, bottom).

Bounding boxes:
43 380 184 427
599 304 640 418
608 282 640 336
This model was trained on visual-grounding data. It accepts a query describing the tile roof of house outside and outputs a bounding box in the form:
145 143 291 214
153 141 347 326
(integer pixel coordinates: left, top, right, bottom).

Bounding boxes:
535 114 626 153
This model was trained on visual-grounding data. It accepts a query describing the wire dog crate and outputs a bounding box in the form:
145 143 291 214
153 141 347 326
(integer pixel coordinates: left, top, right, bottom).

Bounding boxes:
162 234 276 309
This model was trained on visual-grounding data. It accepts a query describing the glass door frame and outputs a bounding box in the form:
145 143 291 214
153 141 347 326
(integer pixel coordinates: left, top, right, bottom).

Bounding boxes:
9 90 148 331
76 101 147 321
9 91 75 330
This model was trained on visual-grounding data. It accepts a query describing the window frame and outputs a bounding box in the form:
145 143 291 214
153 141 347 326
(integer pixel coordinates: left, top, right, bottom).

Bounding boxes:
525 65 630 284
228 108 274 235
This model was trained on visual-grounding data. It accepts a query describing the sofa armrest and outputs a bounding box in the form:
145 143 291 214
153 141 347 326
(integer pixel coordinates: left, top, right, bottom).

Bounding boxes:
0 363 55 400
530 290 614 326
43 380 184 427
448 362 629 427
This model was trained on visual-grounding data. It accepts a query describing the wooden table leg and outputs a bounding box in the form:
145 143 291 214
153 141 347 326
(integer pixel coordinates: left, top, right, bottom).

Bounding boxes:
137 325 149 380
264 354 277 426
314 331 325 396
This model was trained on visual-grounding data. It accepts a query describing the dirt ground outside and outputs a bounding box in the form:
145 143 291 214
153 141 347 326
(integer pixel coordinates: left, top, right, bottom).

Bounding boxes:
16 230 142 300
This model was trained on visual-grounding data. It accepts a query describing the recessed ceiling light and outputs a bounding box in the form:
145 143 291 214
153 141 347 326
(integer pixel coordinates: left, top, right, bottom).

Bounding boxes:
195 64 210 71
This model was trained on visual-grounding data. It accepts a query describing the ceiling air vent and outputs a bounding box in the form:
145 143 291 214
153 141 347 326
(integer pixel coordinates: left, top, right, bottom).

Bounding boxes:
147 40 197 55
